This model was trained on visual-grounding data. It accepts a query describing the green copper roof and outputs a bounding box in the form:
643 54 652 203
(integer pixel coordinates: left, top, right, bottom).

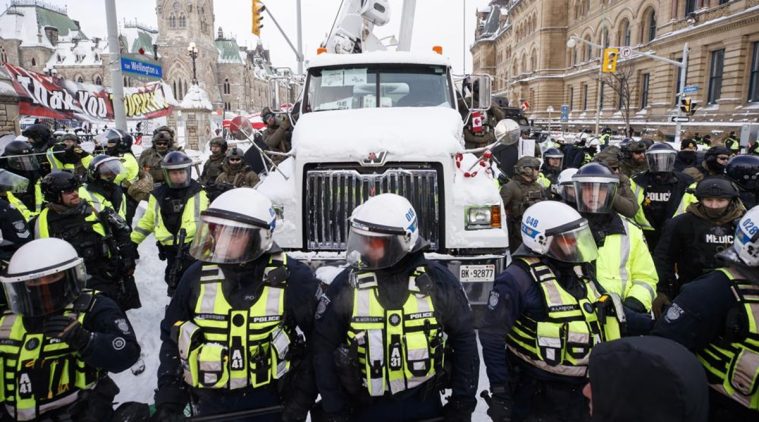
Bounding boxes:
35 6 84 38
215 39 243 64
130 30 154 54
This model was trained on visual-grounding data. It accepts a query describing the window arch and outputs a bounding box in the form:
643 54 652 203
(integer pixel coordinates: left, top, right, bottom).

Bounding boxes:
94 75 102 85
521 53 527 74
618 19 631 47
179 14 186 28
31 57 36 67
76 76 83 83
584 35 592 61
601 27 610 49
530 49 538 72
223 78 230 94
169 14 176 28
643 8 657 43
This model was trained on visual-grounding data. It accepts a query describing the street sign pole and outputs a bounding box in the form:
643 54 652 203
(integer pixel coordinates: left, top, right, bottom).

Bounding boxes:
105 0 126 131
674 43 688 146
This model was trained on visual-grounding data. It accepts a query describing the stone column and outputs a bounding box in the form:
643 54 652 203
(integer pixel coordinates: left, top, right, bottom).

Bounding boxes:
172 84 213 150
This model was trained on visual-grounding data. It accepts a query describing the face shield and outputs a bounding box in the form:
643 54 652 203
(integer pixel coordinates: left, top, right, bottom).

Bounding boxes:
545 156 563 170
163 167 191 189
345 226 410 270
646 150 676 173
573 178 618 214
559 182 576 204
6 154 40 172
0 169 29 194
0 259 86 317
189 213 272 264
96 159 124 182
544 219 598 263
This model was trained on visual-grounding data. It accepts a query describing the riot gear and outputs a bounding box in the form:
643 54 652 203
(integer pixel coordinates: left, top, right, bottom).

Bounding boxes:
646 143 677 173
572 163 619 214
41 171 80 204
161 151 193 189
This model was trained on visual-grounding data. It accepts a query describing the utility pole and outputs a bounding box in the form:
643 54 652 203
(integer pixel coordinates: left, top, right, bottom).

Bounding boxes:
105 0 126 131
296 0 303 74
674 43 689 145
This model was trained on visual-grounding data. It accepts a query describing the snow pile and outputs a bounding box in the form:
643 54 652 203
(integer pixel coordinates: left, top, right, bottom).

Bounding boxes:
179 84 213 110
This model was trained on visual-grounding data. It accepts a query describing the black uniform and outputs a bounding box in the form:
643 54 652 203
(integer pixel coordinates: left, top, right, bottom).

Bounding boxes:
633 171 693 250
651 270 759 421
560 144 585 169
313 252 479 421
154 251 320 421
0 198 31 262
653 202 743 298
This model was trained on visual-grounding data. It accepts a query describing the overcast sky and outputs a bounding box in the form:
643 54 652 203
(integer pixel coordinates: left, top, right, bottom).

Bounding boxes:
5 0 491 73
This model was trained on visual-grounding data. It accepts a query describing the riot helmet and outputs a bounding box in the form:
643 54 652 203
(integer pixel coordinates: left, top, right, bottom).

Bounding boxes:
88 154 124 183
719 206 759 270
703 146 731 174
0 238 86 317
100 128 133 156
346 193 420 270
543 148 564 170
520 201 598 263
572 163 619 214
645 143 676 173
161 151 193 189
553 168 579 204
41 171 81 204
726 155 759 191
190 188 276 264
1 140 40 172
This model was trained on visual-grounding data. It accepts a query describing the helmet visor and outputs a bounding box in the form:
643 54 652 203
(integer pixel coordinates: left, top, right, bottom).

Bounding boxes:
574 179 618 214
97 160 124 180
545 221 598 263
647 151 676 173
190 217 265 264
7 155 40 172
163 167 191 188
1 261 85 317
345 229 408 270
560 183 576 204
0 169 29 193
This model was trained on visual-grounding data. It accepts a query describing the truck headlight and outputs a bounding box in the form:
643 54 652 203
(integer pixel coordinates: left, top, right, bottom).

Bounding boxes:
465 205 502 230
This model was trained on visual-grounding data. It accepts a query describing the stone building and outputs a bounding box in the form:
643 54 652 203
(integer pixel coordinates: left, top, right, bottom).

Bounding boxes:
472 0 759 133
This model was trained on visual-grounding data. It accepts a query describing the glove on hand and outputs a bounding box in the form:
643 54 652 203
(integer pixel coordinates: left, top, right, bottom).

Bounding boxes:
442 397 475 422
43 315 91 351
482 387 512 422
149 403 185 422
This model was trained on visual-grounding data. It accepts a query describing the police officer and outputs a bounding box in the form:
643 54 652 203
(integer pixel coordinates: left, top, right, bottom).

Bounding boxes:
0 237 140 421
651 207 759 421
674 138 699 173
632 143 693 250
79 155 127 217
314 194 478 421
199 137 227 186
727 154 759 209
481 201 623 422
501 156 547 253
21 123 54 175
551 168 578 202
572 163 659 318
103 128 145 225
131 151 208 295
599 127 612 150
684 145 730 183
619 139 648 178
1 140 45 221
152 188 319 422
559 136 585 169
32 171 138 310
539 148 563 188
46 133 93 177
138 126 179 185
592 147 639 218
0 169 31 266
724 131 740 154
654 177 745 304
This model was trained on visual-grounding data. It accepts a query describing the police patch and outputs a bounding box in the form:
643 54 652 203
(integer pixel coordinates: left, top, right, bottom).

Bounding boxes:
25 338 39 350
664 303 685 323
114 318 130 334
488 290 500 310
314 294 330 320
112 337 126 351
389 314 401 326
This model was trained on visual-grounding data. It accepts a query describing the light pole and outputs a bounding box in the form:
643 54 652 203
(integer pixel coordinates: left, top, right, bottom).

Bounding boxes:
567 36 604 135
187 42 199 85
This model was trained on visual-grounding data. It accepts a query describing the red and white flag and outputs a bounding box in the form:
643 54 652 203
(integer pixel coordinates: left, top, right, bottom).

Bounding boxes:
471 111 483 133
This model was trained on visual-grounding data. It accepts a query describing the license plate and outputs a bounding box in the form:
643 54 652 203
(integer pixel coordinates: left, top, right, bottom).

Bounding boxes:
459 264 495 282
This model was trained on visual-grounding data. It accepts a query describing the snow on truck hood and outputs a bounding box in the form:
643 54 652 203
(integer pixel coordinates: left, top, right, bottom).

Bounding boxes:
292 107 464 160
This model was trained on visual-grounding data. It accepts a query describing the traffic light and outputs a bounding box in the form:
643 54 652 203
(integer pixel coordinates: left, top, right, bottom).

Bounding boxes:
602 48 619 73
252 0 265 36
679 96 692 114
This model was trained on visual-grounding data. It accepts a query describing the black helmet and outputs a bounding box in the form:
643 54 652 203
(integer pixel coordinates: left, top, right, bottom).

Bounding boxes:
601 127 612 134
727 155 759 191
41 171 80 203
102 129 133 155
543 148 564 169
209 137 228 154
21 124 52 147
704 146 731 173
572 163 619 214
645 143 676 173
161 151 193 189
60 133 79 144
1 140 39 172
694 176 739 200
87 154 123 183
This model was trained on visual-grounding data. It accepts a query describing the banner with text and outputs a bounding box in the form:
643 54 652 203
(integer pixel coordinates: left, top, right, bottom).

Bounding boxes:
4 64 175 122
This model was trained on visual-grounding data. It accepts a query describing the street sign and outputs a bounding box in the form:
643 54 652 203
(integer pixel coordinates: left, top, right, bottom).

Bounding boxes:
670 116 690 123
683 85 699 94
121 56 162 79
619 47 633 59
560 105 569 122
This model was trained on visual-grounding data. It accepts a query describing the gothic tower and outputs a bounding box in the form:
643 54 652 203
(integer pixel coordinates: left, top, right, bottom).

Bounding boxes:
155 0 220 103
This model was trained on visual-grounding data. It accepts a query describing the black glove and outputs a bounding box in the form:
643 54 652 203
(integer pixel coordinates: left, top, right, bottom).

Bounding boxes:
442 397 475 422
149 403 185 422
43 315 91 351
281 400 310 422
623 297 647 313
482 387 512 422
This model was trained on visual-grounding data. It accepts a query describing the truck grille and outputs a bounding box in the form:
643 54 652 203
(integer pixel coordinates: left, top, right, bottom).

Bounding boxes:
304 166 441 251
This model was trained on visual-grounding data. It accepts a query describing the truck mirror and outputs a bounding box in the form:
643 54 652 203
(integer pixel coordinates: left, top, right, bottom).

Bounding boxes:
494 119 521 146
474 75 491 111
269 79 281 111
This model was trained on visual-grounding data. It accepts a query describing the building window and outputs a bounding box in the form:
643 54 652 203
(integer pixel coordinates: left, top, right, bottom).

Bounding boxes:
749 42 759 102
645 9 656 43
584 36 592 61
179 15 186 28
95 76 102 85
583 84 589 110
530 51 537 72
708 49 724 104
170 15 176 28
641 73 650 108
31 58 36 67
572 47 578 66
599 81 605 110
569 87 574 110
601 27 609 49
685 0 697 15
76 76 83 83
224 78 230 94
619 20 631 47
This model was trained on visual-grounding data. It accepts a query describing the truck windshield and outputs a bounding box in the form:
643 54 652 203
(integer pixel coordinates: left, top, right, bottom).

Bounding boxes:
304 64 453 112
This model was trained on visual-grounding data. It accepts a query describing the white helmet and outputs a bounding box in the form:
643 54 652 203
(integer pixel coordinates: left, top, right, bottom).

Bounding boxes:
346 193 419 270
732 206 759 267
520 201 598 263
494 119 521 146
0 238 86 317
552 168 579 203
189 188 276 264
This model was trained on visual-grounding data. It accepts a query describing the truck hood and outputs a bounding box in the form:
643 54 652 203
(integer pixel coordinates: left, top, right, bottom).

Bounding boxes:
292 107 464 161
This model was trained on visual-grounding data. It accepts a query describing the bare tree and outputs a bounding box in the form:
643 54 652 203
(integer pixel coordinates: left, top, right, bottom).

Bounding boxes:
599 63 634 137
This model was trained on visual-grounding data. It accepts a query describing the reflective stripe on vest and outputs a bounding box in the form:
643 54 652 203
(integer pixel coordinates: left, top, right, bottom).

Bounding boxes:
631 181 654 230
6 182 43 221
347 267 444 397
153 192 203 245
178 254 290 390
78 187 127 218
506 257 622 378
34 207 106 239
697 268 759 410
0 298 98 421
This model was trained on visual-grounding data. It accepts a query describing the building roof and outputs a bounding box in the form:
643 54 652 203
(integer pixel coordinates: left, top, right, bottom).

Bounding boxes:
0 1 87 49
34 4 83 39
120 22 158 55
215 38 245 64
